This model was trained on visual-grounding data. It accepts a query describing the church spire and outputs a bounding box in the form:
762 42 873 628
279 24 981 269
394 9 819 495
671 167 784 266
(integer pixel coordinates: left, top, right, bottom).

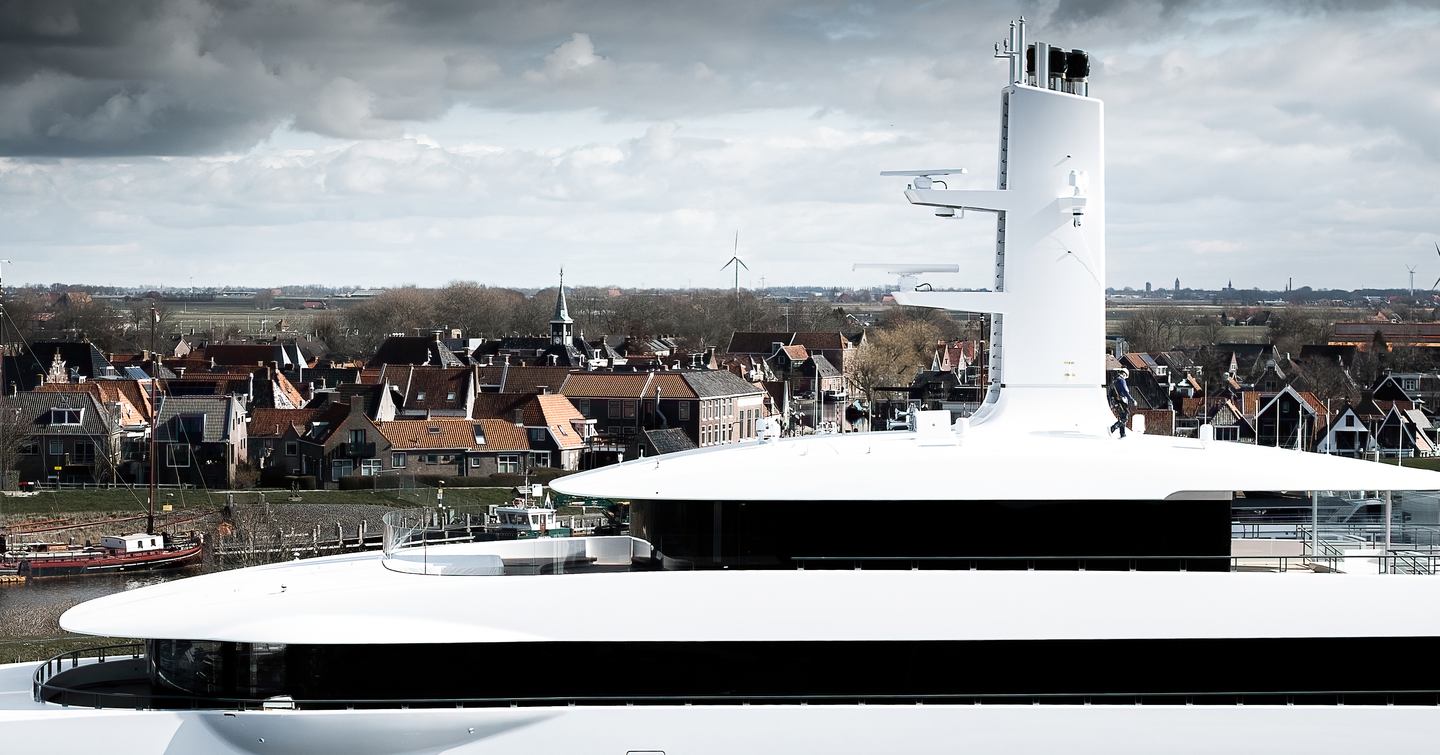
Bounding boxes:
551 267 572 324
550 267 573 345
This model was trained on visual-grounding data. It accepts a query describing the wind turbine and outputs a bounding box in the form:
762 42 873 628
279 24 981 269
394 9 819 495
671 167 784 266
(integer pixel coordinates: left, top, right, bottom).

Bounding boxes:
1408 264 1417 298
721 230 748 301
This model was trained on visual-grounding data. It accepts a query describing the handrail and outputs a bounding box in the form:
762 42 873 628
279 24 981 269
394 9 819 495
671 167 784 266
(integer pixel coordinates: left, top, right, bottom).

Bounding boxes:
32 642 143 702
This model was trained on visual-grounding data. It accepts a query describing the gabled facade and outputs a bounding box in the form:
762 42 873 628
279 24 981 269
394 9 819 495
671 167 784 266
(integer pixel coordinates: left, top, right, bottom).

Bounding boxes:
295 398 391 483
1315 405 1377 458
3 392 122 485
154 395 248 489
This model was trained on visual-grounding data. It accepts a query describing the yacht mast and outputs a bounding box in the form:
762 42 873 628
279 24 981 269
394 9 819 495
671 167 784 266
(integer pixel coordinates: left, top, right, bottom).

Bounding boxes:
886 17 1108 434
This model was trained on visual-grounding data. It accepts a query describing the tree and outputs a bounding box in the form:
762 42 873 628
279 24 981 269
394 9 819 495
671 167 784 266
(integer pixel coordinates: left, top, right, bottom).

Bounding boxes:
0 405 29 489
850 319 941 401
1267 310 1333 357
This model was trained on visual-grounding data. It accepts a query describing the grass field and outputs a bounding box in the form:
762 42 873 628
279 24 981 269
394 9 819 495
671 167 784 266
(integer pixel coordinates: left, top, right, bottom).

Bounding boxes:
1381 457 1440 473
0 486 517 518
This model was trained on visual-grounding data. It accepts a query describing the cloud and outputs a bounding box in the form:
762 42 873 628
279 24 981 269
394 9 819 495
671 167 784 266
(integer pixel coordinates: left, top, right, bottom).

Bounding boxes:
0 0 1437 290
524 33 611 84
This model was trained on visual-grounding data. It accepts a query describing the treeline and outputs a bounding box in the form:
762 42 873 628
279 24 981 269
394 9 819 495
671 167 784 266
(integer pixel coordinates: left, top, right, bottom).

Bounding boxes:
317 282 862 357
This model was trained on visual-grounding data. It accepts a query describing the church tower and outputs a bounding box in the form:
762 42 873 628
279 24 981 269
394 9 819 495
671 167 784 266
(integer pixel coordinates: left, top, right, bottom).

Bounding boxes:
550 268 574 346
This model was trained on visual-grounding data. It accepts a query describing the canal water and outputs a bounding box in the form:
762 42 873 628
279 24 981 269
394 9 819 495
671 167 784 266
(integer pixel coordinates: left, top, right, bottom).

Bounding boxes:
0 569 201 641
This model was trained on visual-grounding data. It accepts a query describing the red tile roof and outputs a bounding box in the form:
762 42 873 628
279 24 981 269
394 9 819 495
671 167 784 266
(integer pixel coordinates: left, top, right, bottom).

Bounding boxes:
250 408 323 438
559 372 651 399
376 418 529 451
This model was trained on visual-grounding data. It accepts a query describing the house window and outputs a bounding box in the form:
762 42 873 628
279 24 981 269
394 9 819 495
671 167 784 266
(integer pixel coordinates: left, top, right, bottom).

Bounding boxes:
424 454 439 464
1215 425 1240 442
167 445 191 468
73 440 95 464
623 400 637 419
349 429 366 446
469 455 482 468
529 428 546 443
416 392 426 401
531 451 550 468
1403 378 1418 392
498 454 520 474
48 408 82 425
576 398 590 414
446 391 457 401
360 458 381 476
678 402 690 421
331 459 353 479
20 440 37 455
607 399 621 417
285 442 298 456
48 439 63 456
391 452 407 468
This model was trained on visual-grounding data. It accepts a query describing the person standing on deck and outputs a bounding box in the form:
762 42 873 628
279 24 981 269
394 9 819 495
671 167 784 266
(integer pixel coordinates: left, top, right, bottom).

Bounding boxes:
1109 368 1136 438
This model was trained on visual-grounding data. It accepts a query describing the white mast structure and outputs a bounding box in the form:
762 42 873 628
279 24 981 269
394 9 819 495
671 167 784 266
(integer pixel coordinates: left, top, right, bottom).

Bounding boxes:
886 18 1109 434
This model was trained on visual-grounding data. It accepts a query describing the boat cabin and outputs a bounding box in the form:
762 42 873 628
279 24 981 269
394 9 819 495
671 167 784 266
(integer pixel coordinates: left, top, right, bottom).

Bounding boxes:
491 506 569 538
102 534 164 554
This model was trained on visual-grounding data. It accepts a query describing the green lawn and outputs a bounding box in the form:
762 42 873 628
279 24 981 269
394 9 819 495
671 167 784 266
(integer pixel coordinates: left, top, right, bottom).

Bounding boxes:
0 486 517 517
1381 457 1440 473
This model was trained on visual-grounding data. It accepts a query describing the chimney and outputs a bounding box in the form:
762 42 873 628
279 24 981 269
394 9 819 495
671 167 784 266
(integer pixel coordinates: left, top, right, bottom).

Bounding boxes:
267 360 279 382
433 330 443 342
537 385 549 395
349 395 366 416
175 367 186 378
513 408 524 427
503 354 510 366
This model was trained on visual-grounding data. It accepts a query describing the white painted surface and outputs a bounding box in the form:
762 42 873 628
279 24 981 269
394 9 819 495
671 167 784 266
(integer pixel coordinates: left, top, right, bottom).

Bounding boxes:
58 556 1440 644
551 428 1440 501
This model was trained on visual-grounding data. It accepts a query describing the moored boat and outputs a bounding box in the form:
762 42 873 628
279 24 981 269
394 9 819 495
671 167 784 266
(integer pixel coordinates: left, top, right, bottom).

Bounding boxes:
17 533 202 577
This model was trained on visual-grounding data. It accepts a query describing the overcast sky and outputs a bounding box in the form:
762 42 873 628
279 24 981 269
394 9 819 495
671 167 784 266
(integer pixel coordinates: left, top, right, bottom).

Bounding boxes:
1 0 1436 292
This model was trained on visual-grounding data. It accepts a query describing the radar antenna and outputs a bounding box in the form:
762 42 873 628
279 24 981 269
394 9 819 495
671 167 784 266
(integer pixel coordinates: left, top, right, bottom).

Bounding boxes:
853 263 961 291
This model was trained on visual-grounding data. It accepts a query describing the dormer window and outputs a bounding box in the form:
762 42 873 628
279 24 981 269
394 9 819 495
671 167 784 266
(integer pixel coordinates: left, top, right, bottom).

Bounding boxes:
427 426 441 435
446 391 456 401
49 408 82 425
416 392 427 401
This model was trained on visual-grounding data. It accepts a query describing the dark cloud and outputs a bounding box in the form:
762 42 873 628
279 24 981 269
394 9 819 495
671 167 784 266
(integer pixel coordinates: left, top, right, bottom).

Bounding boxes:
0 0 1010 156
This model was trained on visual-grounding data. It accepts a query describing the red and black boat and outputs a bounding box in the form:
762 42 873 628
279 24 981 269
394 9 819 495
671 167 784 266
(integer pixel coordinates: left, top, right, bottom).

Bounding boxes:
17 534 203 577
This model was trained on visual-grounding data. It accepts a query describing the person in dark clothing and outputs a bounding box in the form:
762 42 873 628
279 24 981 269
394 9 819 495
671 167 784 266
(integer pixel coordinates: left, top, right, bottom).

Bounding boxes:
1109 368 1135 438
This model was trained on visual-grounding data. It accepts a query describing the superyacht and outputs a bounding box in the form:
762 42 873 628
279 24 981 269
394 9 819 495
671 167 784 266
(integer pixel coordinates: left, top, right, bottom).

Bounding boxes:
4 19 1440 755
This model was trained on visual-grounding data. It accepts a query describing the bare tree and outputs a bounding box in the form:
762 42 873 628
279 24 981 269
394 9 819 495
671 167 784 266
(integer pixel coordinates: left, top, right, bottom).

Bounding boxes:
850 319 941 400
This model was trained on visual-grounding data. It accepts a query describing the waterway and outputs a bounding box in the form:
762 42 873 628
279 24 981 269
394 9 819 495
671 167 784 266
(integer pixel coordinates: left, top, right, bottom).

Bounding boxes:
0 568 203 643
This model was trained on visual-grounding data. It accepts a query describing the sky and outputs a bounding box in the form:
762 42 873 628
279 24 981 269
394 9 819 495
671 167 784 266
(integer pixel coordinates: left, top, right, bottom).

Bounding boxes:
0 0 1437 292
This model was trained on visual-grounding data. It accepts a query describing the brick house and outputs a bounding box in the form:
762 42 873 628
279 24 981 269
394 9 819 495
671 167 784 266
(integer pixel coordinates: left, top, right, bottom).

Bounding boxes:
296 397 391 483
471 392 593 470
376 418 533 477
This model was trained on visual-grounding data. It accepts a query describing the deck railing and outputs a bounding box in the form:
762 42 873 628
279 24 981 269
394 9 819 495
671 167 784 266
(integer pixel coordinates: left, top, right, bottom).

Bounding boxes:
32 642 143 703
